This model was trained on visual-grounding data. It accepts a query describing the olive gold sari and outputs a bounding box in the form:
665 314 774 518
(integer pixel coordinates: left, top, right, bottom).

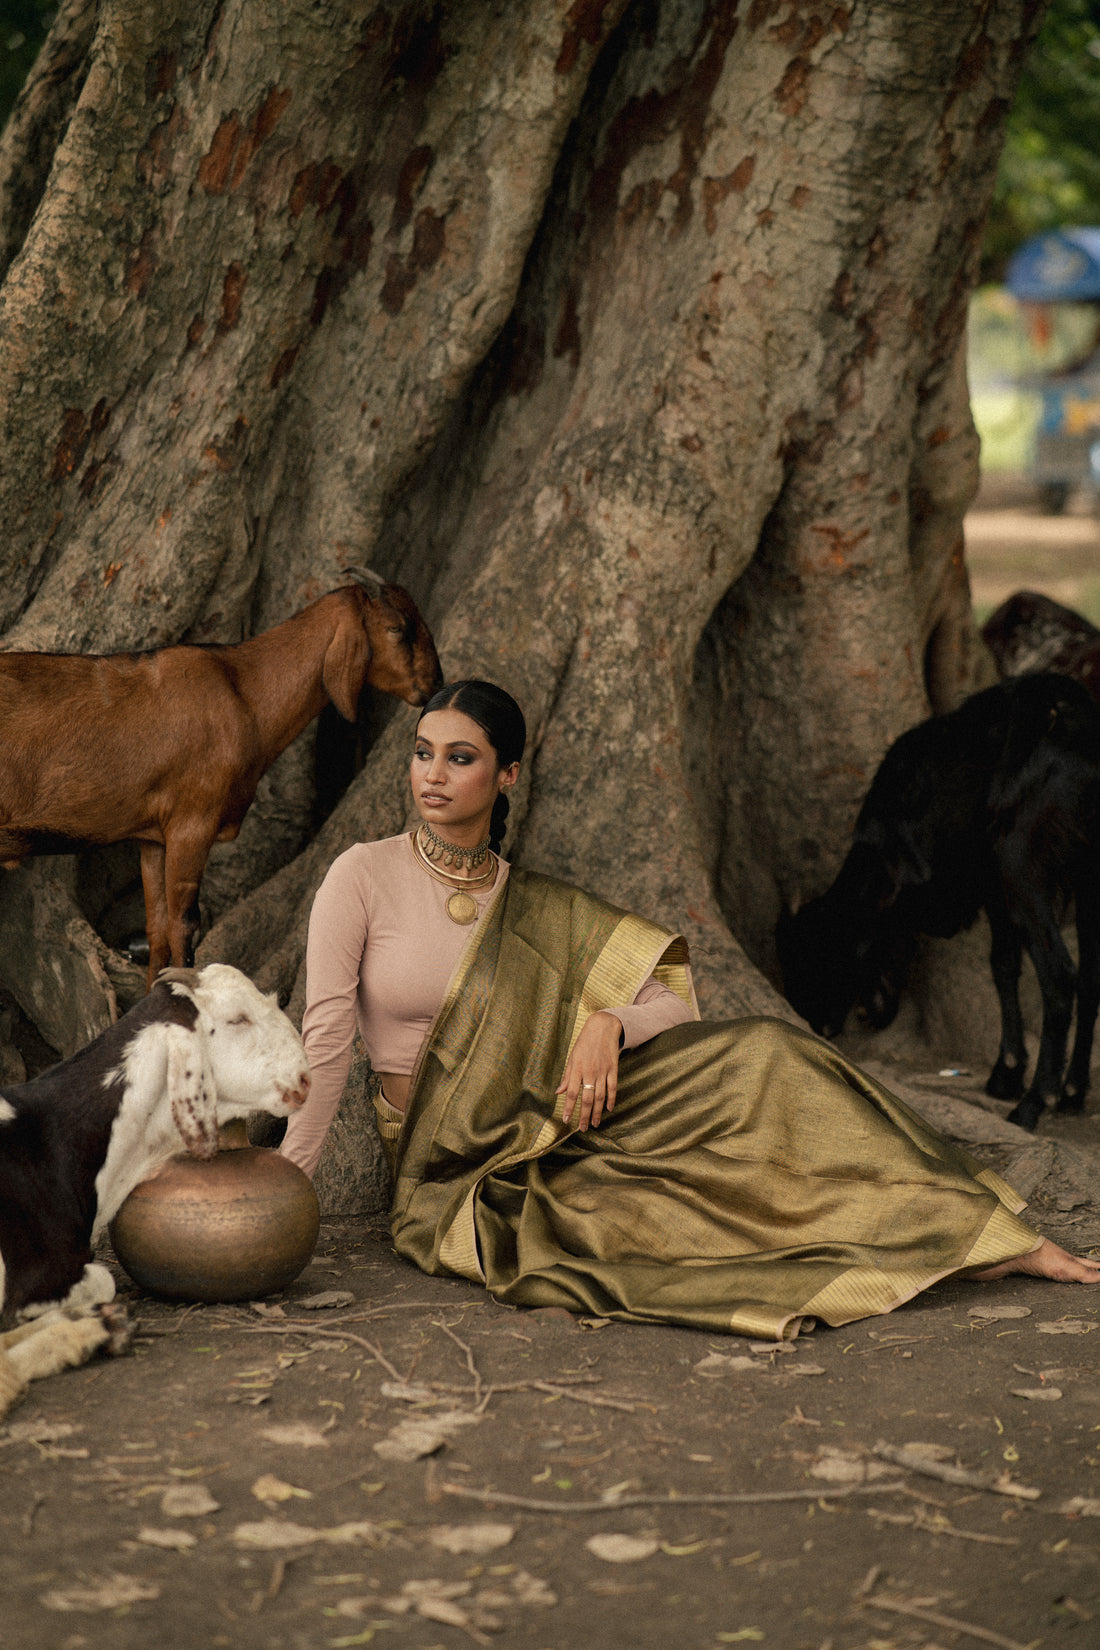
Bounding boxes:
386 868 1039 1340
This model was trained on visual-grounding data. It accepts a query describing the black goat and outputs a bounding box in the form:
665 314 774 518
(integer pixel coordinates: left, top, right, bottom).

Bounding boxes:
777 673 1100 1132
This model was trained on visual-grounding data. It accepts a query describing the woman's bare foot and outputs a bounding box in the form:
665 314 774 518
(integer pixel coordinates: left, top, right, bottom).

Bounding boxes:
970 1238 1100 1284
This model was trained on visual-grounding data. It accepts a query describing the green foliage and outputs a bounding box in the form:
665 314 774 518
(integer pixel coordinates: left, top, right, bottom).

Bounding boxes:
984 0 1100 280
0 0 54 130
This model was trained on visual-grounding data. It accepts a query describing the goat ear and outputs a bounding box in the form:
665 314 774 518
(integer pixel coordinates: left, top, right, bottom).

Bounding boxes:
164 1023 218 1160
322 604 371 721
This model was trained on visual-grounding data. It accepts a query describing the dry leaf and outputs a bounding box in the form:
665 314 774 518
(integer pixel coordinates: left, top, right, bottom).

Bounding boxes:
428 1523 515 1555
252 1474 312 1504
40 1574 160 1612
332 1597 379 1618
1010 1387 1063 1401
1037 1320 1097 1335
967 1304 1031 1321
897 1442 954 1461
810 1449 896 1484
160 1483 220 1518
1060 1496 1100 1516
379 1381 438 1403
381 1579 471 1615
585 1533 660 1563
507 1570 557 1607
418 1597 473 1627
259 1423 332 1448
693 1353 759 1376
785 1364 827 1377
233 1520 331 1550
136 1526 198 1551
297 1290 355 1309
3 1420 80 1444
232 1519 380 1549
383 1572 513 1634
373 1410 479 1462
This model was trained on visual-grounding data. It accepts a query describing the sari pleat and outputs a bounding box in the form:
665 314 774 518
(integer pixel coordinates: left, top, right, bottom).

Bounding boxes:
387 869 1039 1341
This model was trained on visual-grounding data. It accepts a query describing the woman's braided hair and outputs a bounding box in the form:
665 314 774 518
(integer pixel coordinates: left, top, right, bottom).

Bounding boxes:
416 680 526 853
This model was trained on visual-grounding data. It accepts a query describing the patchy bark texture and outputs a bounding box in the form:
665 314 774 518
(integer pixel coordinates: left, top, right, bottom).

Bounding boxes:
0 0 1043 1196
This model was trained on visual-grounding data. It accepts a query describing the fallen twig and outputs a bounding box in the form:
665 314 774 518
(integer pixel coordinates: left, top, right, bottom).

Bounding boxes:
231 1301 469 1328
432 1319 485 1409
242 1328 641 1414
440 1479 906 1513
873 1441 1040 1500
863 1592 1036 1650
133 1304 201 1337
240 1323 405 1381
527 1380 636 1413
406 1377 637 1414
867 1507 1019 1546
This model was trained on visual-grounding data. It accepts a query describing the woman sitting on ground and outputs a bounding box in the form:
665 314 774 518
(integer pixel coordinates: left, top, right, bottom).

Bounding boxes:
281 679 1100 1340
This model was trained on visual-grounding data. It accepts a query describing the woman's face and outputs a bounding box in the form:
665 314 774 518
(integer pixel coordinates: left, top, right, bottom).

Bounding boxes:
411 708 518 837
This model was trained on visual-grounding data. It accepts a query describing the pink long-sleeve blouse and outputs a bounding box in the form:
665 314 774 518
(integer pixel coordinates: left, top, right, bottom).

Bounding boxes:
280 833 694 1176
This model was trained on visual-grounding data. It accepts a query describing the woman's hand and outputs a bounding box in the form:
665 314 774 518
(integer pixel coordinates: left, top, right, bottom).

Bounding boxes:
557 1011 623 1129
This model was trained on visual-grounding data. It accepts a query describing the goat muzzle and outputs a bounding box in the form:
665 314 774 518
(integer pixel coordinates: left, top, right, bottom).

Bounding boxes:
282 1074 312 1111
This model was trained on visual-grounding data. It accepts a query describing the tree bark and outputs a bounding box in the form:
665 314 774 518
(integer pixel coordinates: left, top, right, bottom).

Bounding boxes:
0 2 1042 1118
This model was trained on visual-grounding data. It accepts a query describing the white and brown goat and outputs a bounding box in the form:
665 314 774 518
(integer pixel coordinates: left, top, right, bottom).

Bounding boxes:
0 964 310 1416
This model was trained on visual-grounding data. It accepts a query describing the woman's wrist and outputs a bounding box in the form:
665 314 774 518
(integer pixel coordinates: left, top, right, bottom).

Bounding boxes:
593 1009 625 1047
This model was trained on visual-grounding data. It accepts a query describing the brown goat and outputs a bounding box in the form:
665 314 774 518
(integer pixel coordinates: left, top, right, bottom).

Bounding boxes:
0 577 441 982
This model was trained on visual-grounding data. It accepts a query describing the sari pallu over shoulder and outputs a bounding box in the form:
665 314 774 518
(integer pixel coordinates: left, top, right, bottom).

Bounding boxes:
387 870 1041 1342
388 868 694 1275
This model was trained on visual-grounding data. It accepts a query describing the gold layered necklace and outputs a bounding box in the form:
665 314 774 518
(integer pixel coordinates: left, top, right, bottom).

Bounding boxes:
411 826 496 925
418 818 491 872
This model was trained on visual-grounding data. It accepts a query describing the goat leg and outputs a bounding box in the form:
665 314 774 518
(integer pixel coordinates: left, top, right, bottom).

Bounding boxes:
985 905 1027 1101
97 1299 135 1356
138 840 171 985
163 829 214 973
1005 905 1077 1132
2 1311 110 1385
0 1347 26 1420
1059 877 1100 1113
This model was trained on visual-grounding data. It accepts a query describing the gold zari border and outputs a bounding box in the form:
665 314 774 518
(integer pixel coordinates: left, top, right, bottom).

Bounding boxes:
799 1202 1040 1327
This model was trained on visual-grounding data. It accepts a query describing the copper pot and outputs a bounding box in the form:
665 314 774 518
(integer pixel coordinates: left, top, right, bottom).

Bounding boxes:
109 1122 320 1303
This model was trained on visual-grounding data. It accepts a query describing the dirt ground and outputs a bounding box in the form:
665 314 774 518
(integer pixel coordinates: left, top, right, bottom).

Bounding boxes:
5 487 1100 1650
965 474 1100 624
2 1129 1100 1650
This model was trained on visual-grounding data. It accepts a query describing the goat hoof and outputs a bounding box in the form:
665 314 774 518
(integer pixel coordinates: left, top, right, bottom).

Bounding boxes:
97 1302 134 1357
1005 1099 1040 1131
986 1062 1025 1101
1056 1086 1087 1115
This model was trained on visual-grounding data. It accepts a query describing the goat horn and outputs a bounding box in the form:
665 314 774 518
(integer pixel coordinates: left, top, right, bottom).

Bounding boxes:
341 565 387 594
157 966 200 989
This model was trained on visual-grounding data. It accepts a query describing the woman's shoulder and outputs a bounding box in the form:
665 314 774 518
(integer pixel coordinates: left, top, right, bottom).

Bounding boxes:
321 833 412 889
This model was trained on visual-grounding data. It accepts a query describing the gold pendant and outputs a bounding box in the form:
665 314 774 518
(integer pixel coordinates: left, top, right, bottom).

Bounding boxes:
446 890 479 925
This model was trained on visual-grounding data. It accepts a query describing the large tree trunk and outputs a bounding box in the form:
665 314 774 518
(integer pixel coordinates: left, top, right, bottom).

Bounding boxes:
0 2 1040 1138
